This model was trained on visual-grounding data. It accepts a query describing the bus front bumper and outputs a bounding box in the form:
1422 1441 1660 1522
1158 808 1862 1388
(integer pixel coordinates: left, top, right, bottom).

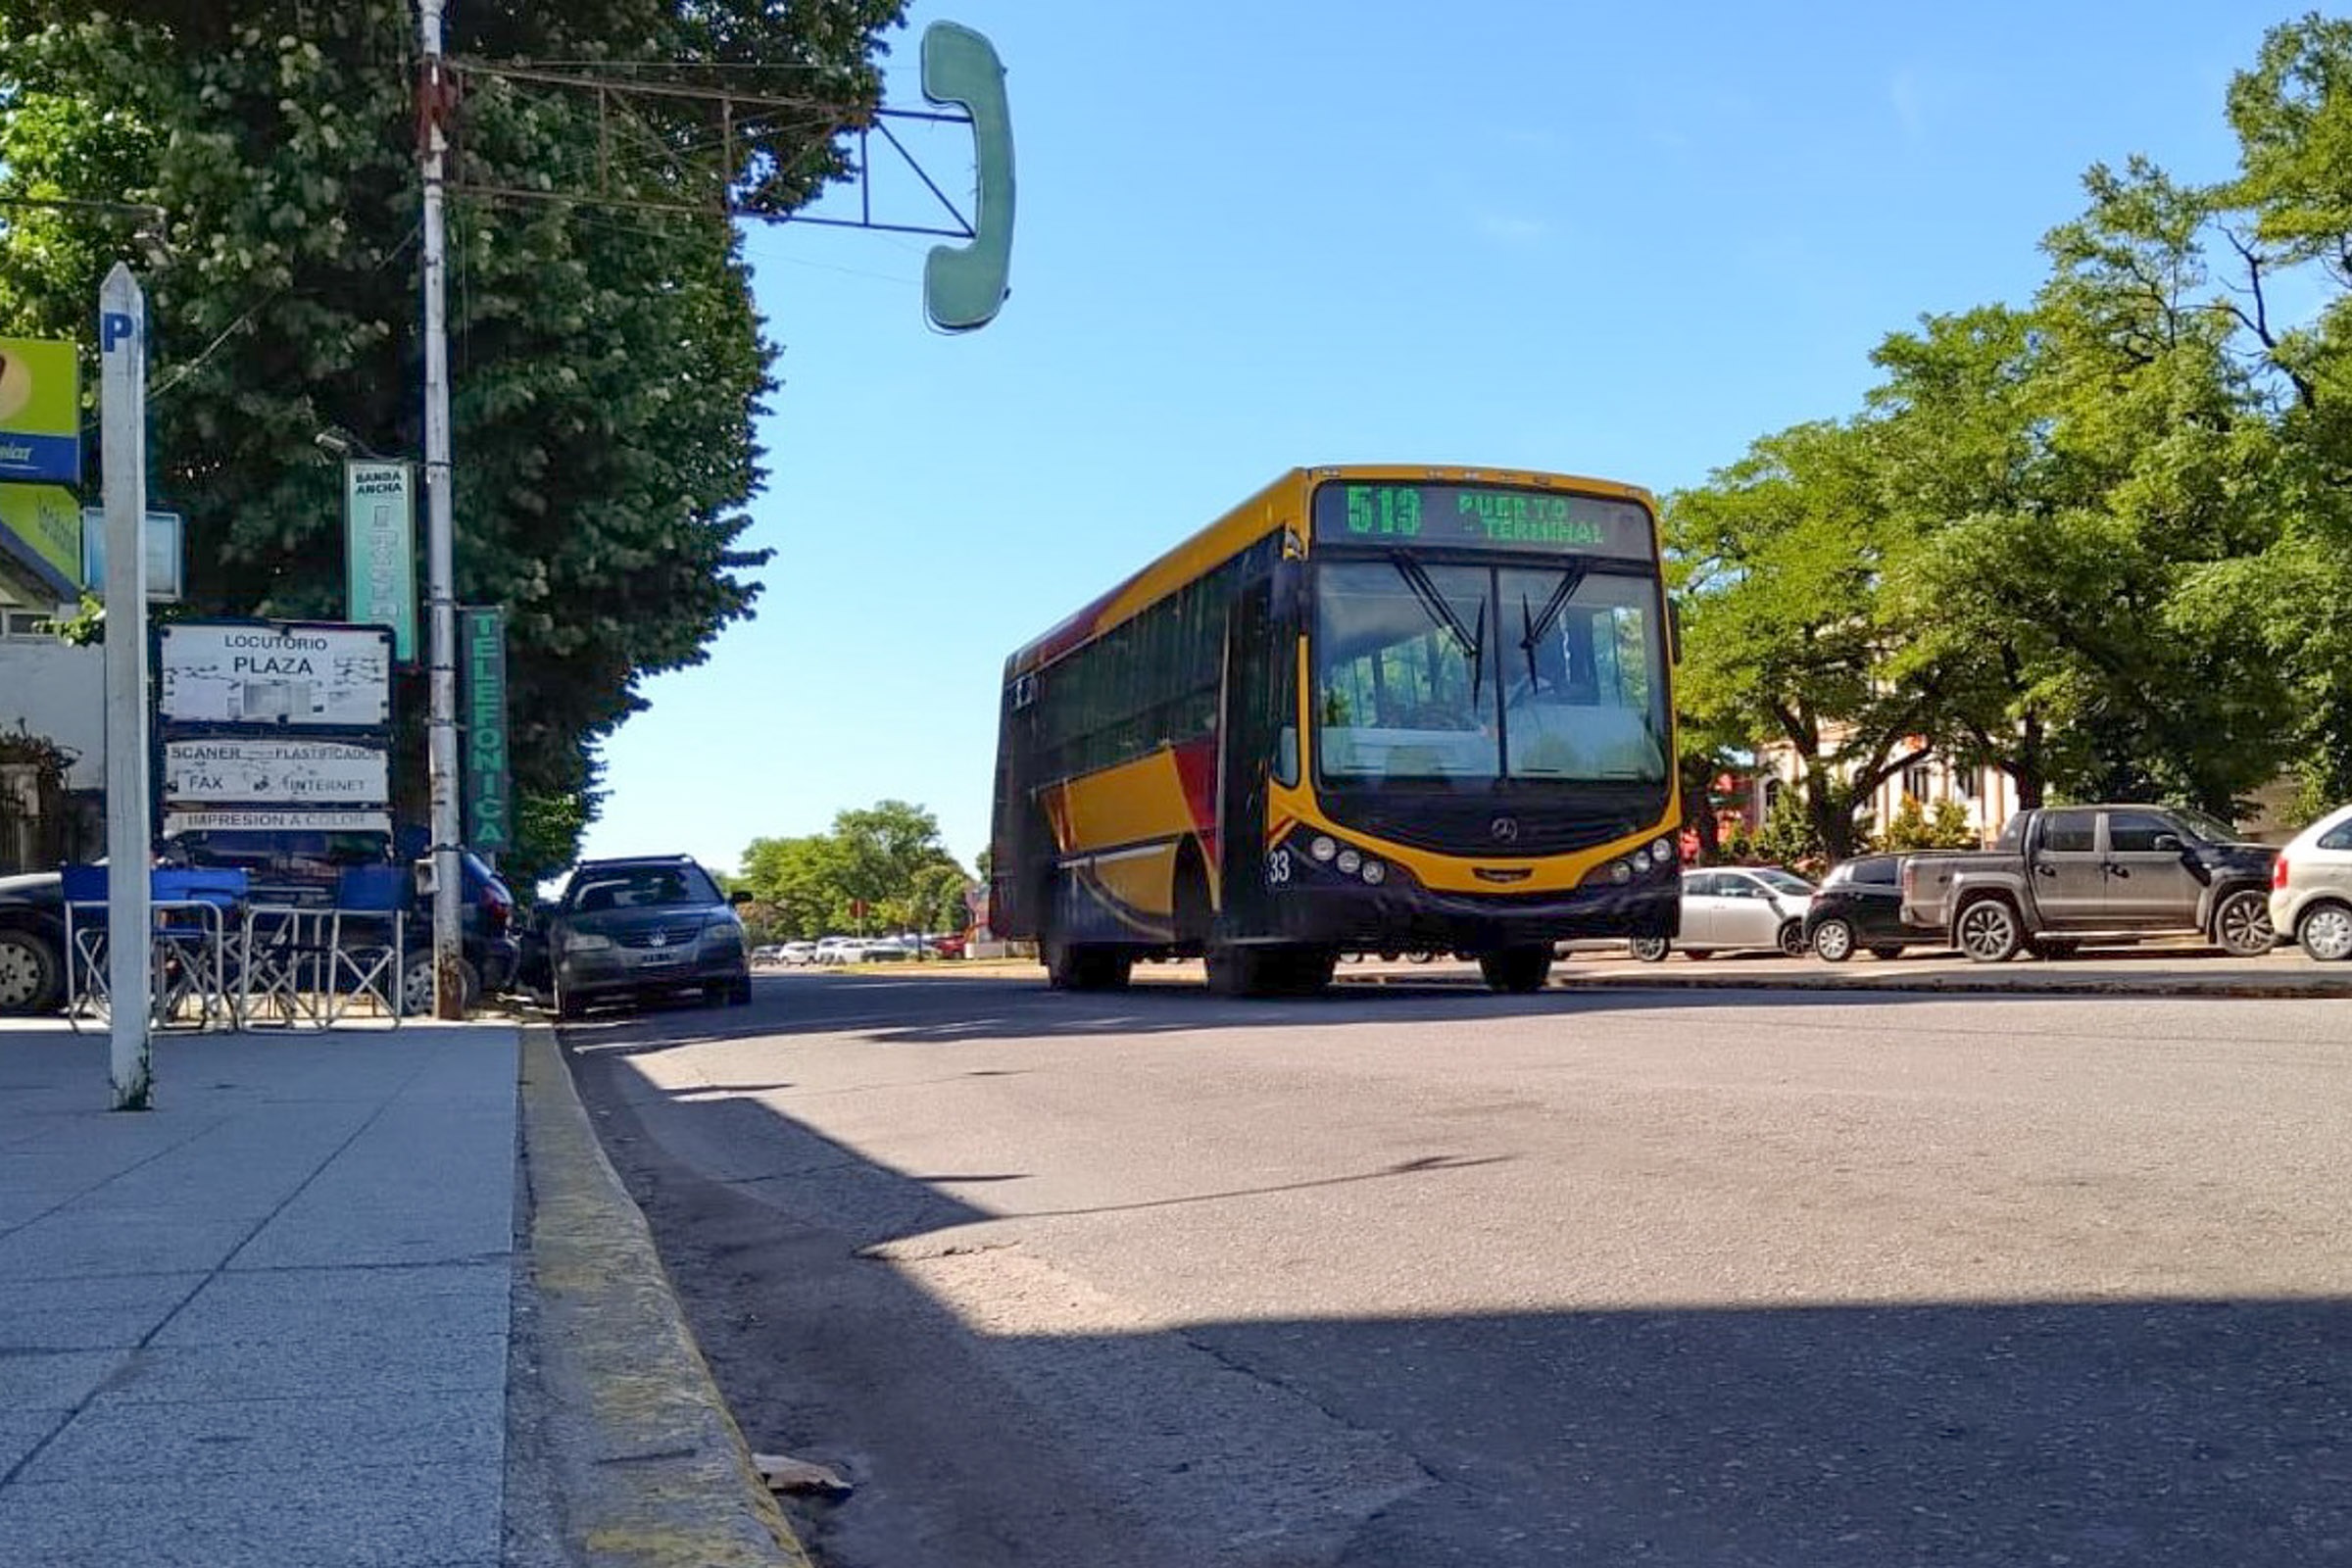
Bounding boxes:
1259 832 1681 953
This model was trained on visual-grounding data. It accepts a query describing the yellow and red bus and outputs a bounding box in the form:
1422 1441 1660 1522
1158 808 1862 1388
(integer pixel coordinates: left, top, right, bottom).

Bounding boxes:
989 465 1681 996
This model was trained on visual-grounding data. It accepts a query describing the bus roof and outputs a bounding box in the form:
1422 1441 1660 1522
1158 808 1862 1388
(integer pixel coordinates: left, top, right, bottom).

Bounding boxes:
1001 465 1658 681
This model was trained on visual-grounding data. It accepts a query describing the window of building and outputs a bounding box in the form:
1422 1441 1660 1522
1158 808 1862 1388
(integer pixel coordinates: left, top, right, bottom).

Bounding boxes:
1902 762 1934 803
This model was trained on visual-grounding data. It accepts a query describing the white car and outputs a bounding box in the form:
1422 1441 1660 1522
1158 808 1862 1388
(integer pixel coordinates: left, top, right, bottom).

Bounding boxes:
2271 803 2352 961
1629 866 1816 961
776 940 818 966
813 936 862 966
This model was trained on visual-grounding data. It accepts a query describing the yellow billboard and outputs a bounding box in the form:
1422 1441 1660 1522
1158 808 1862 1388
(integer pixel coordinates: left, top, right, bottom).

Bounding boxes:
0 482 81 598
0 337 81 484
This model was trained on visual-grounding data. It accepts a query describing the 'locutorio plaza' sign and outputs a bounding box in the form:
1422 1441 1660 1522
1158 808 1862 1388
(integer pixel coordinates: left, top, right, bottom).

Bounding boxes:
158 622 392 728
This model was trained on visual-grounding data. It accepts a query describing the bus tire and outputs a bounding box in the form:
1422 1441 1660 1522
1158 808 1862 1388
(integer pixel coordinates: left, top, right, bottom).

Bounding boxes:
1205 944 1268 997
1478 946 1552 994
1171 846 1212 956
1273 947 1339 995
1047 937 1131 992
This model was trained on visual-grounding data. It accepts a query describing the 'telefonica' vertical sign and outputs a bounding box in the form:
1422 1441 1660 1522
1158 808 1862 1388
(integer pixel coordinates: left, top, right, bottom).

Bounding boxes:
344 460 417 662
461 606 512 858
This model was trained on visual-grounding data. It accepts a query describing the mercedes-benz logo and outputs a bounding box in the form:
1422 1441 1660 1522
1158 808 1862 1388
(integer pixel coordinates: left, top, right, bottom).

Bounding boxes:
1490 816 1521 845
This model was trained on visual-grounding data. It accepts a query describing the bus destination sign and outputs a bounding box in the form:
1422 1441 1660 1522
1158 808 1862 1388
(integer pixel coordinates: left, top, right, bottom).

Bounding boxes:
1311 481 1653 559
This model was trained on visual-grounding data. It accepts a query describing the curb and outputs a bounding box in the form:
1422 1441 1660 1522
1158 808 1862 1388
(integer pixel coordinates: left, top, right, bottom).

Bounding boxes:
517 1023 813 1568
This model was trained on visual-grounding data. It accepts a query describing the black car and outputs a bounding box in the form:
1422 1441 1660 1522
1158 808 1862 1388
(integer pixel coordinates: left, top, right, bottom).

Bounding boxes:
0 834 520 1016
544 855 752 1020
1802 853 1934 961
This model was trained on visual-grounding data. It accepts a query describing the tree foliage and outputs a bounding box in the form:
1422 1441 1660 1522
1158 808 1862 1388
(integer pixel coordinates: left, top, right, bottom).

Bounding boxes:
1673 14 2352 848
738 800 968 940
0 0 905 884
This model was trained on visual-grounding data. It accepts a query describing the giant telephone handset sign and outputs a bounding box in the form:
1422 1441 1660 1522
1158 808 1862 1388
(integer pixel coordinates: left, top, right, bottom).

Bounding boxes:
920 23 1015 333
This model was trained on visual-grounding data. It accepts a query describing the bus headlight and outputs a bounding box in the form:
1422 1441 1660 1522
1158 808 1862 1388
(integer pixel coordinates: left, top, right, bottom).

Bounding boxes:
1309 835 1339 863
1650 838 1675 865
1335 849 1362 875
1609 860 1634 885
1360 859 1387 886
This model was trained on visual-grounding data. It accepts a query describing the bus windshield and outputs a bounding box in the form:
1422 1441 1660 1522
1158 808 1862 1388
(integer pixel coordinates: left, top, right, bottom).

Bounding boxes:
1314 559 1668 787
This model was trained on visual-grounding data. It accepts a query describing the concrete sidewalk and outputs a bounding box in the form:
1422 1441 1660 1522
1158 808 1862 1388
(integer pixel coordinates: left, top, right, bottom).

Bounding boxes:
0 1021 801 1568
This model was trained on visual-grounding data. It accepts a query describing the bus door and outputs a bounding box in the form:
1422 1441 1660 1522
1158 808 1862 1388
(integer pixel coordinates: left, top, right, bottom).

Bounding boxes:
1216 571 1294 937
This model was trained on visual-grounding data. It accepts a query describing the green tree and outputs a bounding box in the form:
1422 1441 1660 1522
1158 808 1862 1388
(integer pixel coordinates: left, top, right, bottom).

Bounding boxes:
908 862 973 936
0 0 905 885
738 834 851 940
1668 419 1938 861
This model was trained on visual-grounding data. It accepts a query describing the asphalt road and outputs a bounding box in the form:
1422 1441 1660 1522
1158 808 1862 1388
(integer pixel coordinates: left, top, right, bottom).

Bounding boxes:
564 972 2352 1568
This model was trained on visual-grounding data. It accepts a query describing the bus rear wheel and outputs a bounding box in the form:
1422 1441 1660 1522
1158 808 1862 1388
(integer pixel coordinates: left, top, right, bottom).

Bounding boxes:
1046 937 1132 993
1478 946 1552 994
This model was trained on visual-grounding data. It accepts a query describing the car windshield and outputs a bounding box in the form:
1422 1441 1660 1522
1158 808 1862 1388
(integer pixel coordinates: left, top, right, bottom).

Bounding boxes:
1754 869 1815 896
1313 559 1668 787
566 864 719 913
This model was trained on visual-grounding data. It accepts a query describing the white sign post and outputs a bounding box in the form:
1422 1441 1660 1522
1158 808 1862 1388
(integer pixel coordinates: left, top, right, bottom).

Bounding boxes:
99 264 152 1109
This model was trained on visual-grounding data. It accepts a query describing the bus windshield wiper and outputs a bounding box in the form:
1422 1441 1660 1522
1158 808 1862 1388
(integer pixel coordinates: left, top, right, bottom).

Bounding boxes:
1518 566 1589 660
1388 552 1486 702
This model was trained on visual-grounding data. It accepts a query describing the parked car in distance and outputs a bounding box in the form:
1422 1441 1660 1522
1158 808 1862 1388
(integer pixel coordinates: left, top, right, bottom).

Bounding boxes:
1900 805 2277 963
813 935 862 965
1804 853 1933 961
776 940 819 965
2271 802 2352 962
928 931 967 959
545 855 751 1020
1630 866 1815 961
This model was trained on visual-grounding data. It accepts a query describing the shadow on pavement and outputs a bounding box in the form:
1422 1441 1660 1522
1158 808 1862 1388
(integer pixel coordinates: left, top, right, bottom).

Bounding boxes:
562 992 2352 1568
550 969 2315 1056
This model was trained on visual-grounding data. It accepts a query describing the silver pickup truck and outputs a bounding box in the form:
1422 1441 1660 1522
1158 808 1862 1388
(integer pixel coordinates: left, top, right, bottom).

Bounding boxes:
1898 804 2278 962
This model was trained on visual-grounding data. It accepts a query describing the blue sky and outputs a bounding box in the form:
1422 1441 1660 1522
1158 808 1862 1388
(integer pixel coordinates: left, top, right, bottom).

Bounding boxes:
576 0 2290 876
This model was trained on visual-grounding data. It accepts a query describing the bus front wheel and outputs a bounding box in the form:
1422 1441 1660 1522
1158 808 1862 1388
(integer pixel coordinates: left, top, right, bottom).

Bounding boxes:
1478 946 1552 994
1206 944 1335 998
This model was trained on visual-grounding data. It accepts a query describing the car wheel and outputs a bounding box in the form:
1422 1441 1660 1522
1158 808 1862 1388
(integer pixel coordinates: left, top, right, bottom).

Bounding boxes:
554 979 585 1021
401 954 479 1017
1955 898 2023 963
2297 902 2352 962
1810 918 1855 962
1776 920 1808 958
1628 936 1671 963
726 976 754 1005
2213 888 2276 956
0 927 62 1015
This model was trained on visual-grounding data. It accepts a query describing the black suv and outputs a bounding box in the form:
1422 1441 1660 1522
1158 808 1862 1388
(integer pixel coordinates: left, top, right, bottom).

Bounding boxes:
1803 852 1934 961
542 855 752 1020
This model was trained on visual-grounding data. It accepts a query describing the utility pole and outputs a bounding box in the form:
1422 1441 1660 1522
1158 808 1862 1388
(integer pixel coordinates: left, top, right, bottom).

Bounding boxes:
99 264 153 1106
418 0 464 1018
